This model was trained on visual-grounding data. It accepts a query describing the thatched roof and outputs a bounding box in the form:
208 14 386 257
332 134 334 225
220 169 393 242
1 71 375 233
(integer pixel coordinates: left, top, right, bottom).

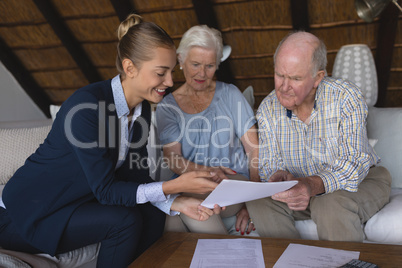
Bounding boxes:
0 0 401 117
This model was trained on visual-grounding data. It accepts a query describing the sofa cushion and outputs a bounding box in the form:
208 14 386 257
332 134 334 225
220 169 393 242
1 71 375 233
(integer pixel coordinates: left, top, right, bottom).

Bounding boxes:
364 189 402 244
367 107 402 188
44 243 100 268
0 126 51 184
294 219 319 240
49 104 61 121
0 249 57 268
243 85 255 110
0 251 32 268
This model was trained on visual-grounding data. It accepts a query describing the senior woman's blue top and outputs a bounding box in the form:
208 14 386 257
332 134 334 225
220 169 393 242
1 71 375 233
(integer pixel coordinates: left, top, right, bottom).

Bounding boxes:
156 81 256 179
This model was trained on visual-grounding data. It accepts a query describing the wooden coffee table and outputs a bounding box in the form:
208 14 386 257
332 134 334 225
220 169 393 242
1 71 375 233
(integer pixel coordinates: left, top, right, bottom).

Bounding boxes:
130 232 402 267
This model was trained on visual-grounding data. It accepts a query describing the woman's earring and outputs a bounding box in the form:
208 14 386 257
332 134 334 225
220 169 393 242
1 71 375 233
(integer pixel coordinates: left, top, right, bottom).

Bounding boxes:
179 66 182 70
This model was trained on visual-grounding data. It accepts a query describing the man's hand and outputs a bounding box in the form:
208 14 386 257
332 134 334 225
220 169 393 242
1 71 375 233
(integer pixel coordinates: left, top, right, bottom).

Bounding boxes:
272 179 311 210
235 205 254 235
171 196 223 221
162 171 218 195
271 175 325 211
268 170 295 182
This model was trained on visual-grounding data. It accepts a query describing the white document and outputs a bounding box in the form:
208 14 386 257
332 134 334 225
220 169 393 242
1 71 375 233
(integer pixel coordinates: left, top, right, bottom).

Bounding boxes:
201 180 298 209
190 239 265 268
274 243 360 268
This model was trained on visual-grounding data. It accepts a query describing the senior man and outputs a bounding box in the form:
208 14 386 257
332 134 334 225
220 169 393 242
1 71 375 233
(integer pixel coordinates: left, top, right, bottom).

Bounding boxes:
247 31 391 242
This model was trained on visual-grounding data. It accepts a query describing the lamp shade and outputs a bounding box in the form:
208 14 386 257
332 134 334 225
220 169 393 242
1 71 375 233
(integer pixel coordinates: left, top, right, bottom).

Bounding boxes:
332 44 378 106
355 0 392 22
221 45 232 62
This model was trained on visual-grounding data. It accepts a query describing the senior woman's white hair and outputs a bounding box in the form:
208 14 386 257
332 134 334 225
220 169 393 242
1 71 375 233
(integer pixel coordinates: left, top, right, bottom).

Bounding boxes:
177 25 223 68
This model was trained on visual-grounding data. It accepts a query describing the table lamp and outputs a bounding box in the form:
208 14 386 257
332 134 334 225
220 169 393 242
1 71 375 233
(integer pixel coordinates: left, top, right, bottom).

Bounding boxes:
332 44 378 107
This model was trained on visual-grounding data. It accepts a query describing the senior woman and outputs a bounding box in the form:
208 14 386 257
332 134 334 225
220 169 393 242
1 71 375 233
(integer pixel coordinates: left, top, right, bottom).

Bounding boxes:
156 25 259 235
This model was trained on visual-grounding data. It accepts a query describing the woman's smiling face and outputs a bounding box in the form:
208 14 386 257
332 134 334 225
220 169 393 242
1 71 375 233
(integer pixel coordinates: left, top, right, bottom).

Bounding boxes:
123 46 177 107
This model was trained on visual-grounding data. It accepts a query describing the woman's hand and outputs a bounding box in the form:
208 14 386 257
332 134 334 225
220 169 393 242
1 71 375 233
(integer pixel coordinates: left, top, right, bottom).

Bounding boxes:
162 171 218 195
162 143 237 184
235 205 255 235
171 196 223 221
209 166 237 183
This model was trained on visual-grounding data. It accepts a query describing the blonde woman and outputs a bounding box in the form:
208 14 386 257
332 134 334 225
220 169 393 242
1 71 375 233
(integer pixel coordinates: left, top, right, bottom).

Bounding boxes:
0 15 221 268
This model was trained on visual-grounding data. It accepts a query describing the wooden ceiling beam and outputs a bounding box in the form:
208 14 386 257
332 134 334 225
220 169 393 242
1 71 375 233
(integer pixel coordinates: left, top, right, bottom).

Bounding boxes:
192 0 219 27
374 3 399 107
109 0 136 22
0 37 52 118
290 0 310 31
192 0 235 84
33 0 102 83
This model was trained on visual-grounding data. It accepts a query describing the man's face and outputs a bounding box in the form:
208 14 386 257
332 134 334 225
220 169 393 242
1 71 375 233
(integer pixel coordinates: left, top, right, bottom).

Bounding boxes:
274 45 322 111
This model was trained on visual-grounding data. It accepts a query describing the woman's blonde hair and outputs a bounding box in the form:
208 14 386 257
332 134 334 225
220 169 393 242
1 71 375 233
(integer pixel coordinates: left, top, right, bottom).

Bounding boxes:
116 14 175 76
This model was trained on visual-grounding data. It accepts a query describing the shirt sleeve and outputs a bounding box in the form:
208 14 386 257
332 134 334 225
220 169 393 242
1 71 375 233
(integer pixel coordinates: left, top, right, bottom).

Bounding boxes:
136 182 180 215
156 96 183 146
136 182 167 203
316 90 376 193
151 194 180 216
256 96 286 181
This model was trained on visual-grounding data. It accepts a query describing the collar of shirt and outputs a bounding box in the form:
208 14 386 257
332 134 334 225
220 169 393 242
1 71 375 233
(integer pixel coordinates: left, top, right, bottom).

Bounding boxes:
286 101 317 119
111 75 142 167
110 75 176 211
111 75 142 121
285 85 321 119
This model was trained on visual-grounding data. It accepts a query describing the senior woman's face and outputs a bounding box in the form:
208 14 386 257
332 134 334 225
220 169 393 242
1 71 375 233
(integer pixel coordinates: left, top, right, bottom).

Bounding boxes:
181 46 217 91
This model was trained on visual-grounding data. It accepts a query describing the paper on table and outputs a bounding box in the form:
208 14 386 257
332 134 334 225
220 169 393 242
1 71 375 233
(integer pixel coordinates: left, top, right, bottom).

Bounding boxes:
201 180 298 209
274 243 360 268
190 239 265 268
